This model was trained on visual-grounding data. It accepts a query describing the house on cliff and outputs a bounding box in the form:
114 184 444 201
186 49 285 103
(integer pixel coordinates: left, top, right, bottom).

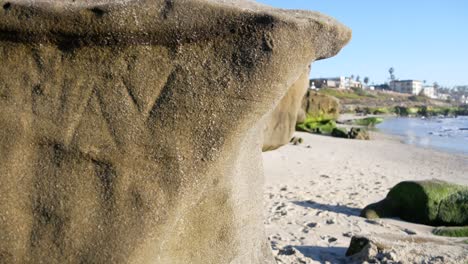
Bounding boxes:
390 80 423 95
310 76 362 90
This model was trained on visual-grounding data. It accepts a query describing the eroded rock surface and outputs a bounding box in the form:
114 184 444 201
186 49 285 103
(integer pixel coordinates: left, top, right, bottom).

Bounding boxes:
0 0 351 263
262 67 310 152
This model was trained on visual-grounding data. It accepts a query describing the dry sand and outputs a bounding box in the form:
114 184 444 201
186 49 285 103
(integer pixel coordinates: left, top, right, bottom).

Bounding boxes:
263 131 468 264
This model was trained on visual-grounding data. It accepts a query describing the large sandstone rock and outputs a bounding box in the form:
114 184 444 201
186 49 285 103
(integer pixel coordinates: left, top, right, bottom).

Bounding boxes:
262 67 310 151
0 0 351 263
263 82 342 151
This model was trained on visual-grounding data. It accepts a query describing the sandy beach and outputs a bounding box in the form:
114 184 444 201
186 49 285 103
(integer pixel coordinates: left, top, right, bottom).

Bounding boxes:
263 131 468 263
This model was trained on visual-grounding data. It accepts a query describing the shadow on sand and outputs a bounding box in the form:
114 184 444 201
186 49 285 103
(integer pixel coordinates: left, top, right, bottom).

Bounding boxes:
292 200 361 217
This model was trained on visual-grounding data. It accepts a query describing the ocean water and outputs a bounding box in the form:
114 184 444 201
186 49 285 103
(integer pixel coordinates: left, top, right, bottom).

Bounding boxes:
376 116 468 155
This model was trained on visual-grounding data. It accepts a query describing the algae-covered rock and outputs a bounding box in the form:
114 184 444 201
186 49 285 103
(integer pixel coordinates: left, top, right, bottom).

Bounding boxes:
331 128 348 138
297 119 337 134
297 91 340 124
433 226 468 238
0 0 351 263
354 117 383 127
361 180 468 227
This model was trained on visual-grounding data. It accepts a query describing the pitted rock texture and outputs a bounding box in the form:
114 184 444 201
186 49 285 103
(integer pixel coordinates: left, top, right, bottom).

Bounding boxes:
0 0 351 263
262 67 310 152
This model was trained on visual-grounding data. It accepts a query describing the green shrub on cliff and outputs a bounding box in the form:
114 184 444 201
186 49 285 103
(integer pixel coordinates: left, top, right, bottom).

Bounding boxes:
418 106 459 117
372 107 392 115
394 106 420 116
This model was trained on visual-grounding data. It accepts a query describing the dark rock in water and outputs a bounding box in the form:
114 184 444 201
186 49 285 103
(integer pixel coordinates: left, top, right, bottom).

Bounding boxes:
0 0 351 263
361 180 468 234
348 127 370 140
331 127 348 138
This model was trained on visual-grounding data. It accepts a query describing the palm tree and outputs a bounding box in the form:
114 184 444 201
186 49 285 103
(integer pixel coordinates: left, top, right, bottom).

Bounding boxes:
389 67 395 81
364 77 370 85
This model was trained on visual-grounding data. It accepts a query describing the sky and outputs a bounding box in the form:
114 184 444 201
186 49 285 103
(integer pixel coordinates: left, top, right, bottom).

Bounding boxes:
256 0 468 87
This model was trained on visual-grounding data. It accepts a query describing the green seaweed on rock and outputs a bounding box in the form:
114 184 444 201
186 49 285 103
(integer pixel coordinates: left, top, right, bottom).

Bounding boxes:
353 117 383 127
361 180 468 227
432 226 468 238
296 115 337 134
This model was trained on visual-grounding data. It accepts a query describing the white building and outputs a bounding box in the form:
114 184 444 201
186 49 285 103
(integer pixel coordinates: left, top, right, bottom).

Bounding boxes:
461 95 468 104
346 78 363 89
309 76 362 90
422 86 436 99
437 93 450 101
390 80 423 95
310 77 346 89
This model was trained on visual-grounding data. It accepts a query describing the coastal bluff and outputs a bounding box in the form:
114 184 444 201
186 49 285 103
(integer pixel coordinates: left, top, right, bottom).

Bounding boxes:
0 0 350 263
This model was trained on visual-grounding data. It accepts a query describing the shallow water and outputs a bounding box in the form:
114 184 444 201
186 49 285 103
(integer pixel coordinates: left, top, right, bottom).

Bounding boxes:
376 116 468 155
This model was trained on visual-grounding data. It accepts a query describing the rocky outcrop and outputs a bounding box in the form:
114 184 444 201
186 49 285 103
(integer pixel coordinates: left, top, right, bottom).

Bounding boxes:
346 234 468 264
297 90 340 124
348 127 370 140
361 180 468 227
0 0 351 263
262 68 310 151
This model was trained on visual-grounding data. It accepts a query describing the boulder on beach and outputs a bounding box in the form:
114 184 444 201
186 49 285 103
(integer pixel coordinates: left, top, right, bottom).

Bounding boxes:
331 127 348 138
0 0 351 263
348 127 370 140
346 234 468 263
361 180 468 229
297 90 341 124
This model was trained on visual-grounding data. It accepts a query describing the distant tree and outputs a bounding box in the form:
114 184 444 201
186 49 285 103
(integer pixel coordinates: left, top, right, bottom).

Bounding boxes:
356 75 361 82
389 67 395 81
350 74 355 80
364 77 370 85
433 82 440 90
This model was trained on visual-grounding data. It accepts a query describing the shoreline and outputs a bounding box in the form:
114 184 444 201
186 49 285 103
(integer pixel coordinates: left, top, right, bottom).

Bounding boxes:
263 131 468 263
339 113 468 156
